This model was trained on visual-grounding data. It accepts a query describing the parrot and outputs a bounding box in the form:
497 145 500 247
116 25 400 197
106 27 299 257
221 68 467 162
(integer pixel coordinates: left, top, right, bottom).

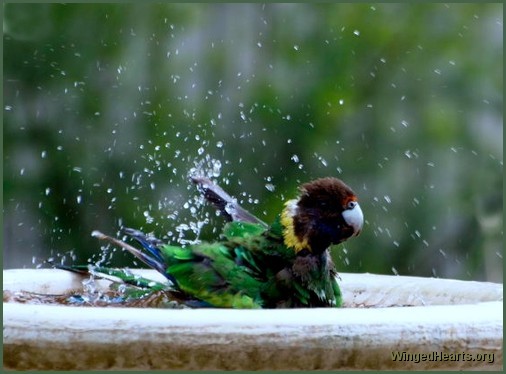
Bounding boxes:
61 176 363 308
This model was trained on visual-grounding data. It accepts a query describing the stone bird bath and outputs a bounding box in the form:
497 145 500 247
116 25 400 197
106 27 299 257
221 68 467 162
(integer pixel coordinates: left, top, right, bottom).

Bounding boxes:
3 269 503 370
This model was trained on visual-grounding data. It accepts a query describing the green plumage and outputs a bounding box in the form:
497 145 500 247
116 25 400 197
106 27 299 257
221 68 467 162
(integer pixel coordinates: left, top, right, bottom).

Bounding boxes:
119 218 342 308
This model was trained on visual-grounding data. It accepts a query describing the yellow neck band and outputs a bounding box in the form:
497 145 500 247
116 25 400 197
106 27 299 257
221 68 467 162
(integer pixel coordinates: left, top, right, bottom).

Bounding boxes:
281 199 310 253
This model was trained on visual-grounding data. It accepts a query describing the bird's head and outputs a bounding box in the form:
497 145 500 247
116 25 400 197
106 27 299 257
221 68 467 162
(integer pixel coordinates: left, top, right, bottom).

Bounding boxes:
281 177 363 254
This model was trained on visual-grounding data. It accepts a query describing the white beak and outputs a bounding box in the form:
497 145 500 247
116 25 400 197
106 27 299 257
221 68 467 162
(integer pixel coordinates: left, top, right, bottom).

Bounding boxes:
342 202 364 236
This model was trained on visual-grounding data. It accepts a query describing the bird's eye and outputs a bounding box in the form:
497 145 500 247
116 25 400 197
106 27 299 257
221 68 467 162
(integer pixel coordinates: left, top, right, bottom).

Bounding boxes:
346 201 357 210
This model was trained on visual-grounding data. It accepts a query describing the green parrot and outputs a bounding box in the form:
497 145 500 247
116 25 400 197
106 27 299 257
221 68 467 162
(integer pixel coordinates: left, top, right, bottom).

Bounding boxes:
65 176 363 308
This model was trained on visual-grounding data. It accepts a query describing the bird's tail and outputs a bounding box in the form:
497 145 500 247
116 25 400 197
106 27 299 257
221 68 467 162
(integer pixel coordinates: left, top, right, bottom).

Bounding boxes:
53 263 168 290
91 229 179 287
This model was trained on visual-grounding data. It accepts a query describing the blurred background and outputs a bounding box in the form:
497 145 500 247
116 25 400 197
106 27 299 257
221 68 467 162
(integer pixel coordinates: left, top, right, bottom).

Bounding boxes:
3 3 503 282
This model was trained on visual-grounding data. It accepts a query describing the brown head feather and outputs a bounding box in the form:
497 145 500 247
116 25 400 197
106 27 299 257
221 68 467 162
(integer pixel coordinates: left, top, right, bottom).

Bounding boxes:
288 177 359 254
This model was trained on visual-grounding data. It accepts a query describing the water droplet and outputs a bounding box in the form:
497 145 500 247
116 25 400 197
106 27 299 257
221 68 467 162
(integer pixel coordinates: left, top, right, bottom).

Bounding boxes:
143 211 154 224
265 183 275 192
211 160 222 177
353 30 360 36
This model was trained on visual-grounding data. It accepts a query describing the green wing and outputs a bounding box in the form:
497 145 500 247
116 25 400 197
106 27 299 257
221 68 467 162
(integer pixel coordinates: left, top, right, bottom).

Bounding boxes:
156 220 294 308
159 242 264 308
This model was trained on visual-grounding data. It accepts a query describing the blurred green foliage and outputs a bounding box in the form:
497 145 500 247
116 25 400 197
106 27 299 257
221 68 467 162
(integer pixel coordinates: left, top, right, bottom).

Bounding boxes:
3 4 503 282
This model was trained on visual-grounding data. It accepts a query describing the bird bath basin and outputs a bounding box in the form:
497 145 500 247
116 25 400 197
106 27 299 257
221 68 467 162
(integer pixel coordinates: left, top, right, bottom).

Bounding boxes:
3 269 503 370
